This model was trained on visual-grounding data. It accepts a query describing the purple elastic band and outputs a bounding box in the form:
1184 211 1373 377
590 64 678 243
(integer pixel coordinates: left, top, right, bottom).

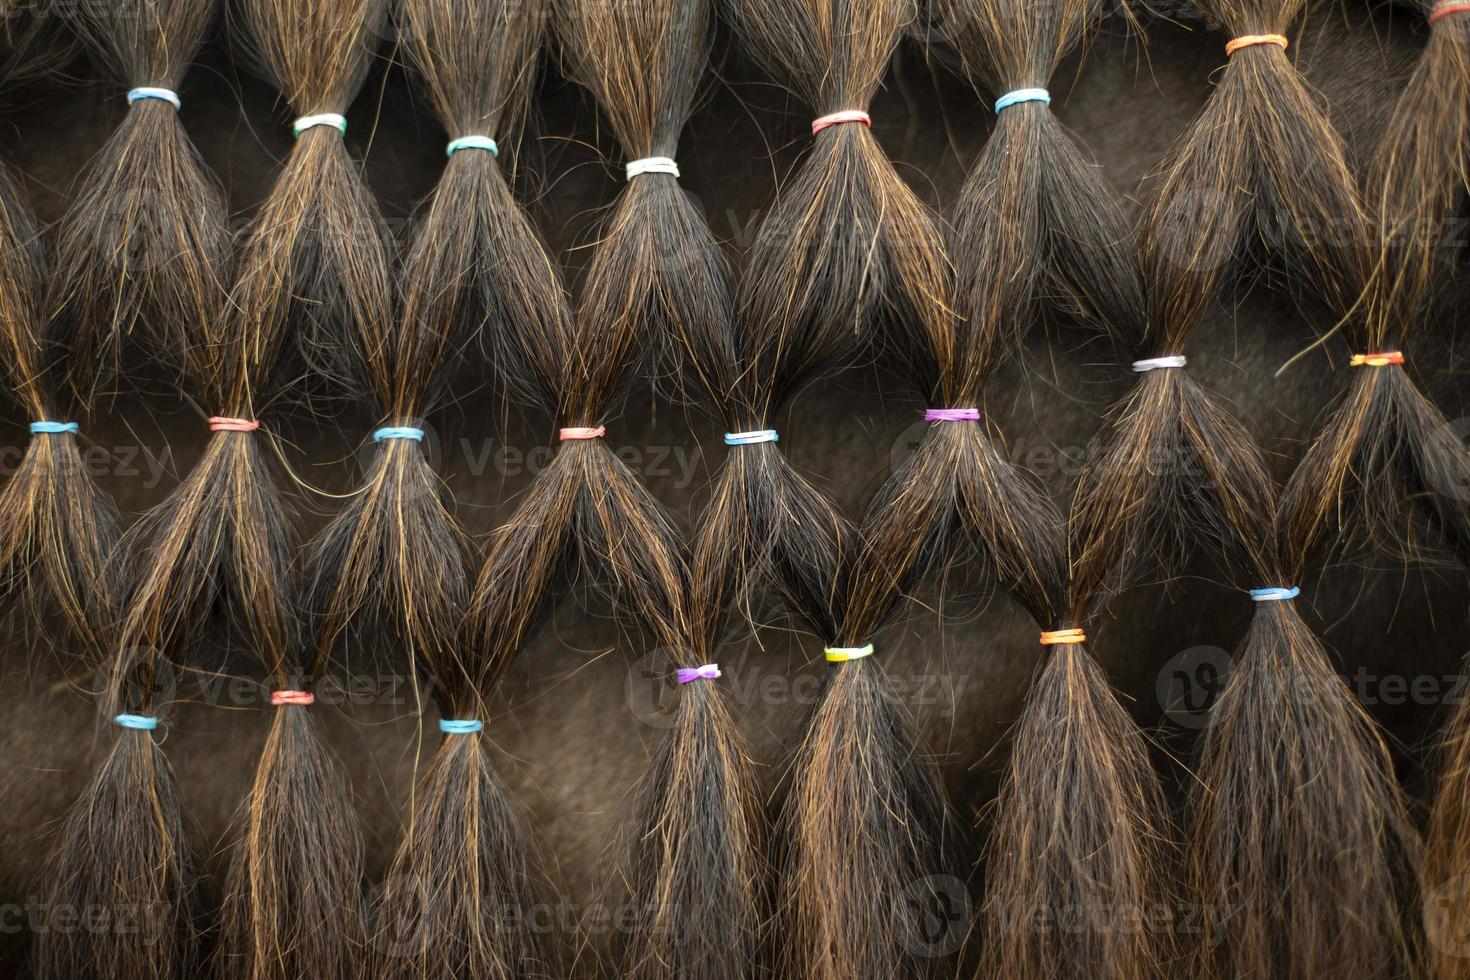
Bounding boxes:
925 408 980 422
676 664 721 685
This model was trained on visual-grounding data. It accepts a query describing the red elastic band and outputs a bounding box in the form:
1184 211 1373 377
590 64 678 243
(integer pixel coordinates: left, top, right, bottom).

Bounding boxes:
271 690 314 706
811 110 871 136
559 426 606 441
209 416 260 432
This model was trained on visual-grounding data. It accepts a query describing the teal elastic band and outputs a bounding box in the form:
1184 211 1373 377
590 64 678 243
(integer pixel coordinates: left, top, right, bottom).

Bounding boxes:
724 430 778 446
1249 586 1300 602
440 719 482 734
446 135 498 157
373 426 425 442
30 421 78 435
995 88 1051 113
127 87 180 110
114 714 158 731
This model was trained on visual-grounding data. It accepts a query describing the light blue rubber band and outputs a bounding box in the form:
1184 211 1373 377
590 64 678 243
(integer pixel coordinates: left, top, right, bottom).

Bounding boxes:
1249 586 1300 602
30 421 78 435
724 430 779 446
446 135 498 158
127 87 180 110
995 88 1051 113
440 718 482 734
114 714 158 731
373 426 425 442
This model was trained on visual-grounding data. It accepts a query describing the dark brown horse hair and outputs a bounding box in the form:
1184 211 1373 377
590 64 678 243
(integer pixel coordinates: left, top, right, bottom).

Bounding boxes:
710 0 977 976
0 157 117 664
1090 5 1422 976
1338 3 1470 977
44 0 230 406
33 653 206 979
919 1 1177 976
111 0 391 976
556 1 767 977
0 0 76 84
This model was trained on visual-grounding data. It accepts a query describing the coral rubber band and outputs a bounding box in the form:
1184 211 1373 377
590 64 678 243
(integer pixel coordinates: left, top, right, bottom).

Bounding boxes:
1226 34 1288 56
1430 2 1470 23
1349 351 1404 367
812 110 871 136
559 426 605 441
271 690 314 706
209 417 260 432
1040 628 1086 646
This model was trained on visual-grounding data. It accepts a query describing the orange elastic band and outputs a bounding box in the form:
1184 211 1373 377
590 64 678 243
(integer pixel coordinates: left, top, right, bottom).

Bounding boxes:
1040 628 1087 646
811 110 871 136
559 426 606 441
1349 351 1405 367
1225 34 1289 56
271 690 314 706
209 416 260 432
1430 2 1470 23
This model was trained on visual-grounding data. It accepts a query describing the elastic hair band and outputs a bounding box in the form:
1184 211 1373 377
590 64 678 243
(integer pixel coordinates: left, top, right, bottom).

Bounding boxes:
824 644 874 663
811 110 871 136
724 430 778 446
114 714 158 731
29 421 78 435
293 113 347 138
447 135 498 157
1040 628 1086 646
1132 355 1187 372
374 426 425 442
925 408 980 422
560 426 605 441
994 88 1051 113
1349 351 1405 367
271 690 314 706
1430 2 1470 22
626 156 679 180
209 416 260 433
127 87 180 110
1250 586 1300 602
440 718 482 734
1225 34 1288 56
676 664 721 685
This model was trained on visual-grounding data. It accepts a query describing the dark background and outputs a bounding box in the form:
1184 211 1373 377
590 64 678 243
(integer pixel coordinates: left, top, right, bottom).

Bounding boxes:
0 1 1466 974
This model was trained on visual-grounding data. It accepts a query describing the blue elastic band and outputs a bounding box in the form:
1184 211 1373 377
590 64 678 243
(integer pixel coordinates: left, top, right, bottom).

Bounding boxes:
30 421 78 435
723 430 779 446
994 88 1051 113
440 718 482 734
127 87 180 110
114 714 158 731
1249 586 1300 602
446 135 499 157
373 426 425 442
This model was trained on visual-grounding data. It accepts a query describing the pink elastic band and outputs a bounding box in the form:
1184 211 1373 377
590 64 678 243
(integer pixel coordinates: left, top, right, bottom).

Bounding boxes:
925 408 980 422
1430 2 1470 22
811 110 871 136
559 426 606 441
209 417 260 432
271 690 314 706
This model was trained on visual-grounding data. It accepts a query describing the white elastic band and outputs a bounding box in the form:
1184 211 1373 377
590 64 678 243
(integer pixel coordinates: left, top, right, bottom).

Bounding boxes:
724 430 778 446
626 156 680 180
127 87 180 110
1132 355 1187 372
292 113 347 138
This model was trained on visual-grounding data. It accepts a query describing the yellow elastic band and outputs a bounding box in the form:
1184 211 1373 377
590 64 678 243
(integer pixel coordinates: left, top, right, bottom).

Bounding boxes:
1040 629 1086 646
824 644 875 663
